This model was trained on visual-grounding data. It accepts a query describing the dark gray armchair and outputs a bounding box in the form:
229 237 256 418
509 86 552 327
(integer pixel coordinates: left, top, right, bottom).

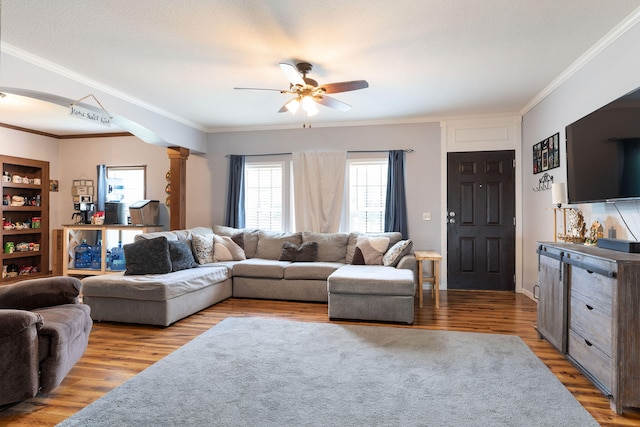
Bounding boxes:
0 276 92 406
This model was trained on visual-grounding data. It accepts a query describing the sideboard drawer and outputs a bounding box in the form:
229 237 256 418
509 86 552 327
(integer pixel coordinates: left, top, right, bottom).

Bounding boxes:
569 329 613 392
569 292 612 356
570 266 614 307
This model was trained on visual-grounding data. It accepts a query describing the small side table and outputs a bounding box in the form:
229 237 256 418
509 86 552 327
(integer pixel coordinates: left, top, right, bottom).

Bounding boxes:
414 250 442 308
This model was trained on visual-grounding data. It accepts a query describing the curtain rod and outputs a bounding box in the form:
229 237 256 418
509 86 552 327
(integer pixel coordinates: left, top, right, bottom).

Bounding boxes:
226 149 414 158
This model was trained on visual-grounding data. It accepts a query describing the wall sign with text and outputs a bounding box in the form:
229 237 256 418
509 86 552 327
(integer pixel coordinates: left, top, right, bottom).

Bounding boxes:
533 133 560 174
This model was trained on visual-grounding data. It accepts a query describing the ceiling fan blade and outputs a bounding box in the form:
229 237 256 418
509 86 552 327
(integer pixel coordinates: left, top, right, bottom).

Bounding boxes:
316 95 351 112
234 87 285 92
320 80 369 94
279 63 305 86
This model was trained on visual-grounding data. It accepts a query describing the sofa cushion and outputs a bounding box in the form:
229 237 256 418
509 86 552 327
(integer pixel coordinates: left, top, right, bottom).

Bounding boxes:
232 259 290 279
328 265 415 295
382 239 413 267
283 262 344 280
135 227 213 242
124 237 172 275
279 241 318 262
255 231 302 260
168 240 197 272
211 224 242 236
192 234 215 264
302 231 348 263
243 230 259 258
81 266 229 301
213 235 246 262
352 235 390 265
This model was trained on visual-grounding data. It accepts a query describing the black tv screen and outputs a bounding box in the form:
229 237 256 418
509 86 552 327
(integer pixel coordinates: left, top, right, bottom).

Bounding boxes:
566 87 640 204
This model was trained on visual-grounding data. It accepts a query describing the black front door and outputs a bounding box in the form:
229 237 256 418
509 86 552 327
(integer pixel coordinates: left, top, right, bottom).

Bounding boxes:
447 150 515 291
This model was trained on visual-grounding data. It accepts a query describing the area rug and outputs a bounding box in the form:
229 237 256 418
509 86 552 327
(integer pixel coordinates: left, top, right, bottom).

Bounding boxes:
57 317 597 427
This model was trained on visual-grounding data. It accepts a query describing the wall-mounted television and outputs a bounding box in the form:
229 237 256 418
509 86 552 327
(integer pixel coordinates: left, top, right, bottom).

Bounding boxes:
566 87 640 204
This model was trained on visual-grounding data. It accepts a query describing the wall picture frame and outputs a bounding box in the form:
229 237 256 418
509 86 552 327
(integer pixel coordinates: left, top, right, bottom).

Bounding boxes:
533 132 560 174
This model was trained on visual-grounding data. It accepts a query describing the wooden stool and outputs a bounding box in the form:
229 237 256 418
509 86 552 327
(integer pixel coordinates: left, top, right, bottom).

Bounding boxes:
414 250 442 308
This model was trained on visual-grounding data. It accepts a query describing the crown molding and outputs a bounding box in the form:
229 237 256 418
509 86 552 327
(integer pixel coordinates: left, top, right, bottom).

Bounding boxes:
520 7 640 115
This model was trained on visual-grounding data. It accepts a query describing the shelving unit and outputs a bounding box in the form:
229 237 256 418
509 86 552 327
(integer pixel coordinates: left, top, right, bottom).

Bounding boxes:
62 224 162 276
1 155 50 284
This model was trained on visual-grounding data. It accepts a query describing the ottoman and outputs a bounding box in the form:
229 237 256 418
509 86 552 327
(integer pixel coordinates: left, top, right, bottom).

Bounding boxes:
327 265 416 324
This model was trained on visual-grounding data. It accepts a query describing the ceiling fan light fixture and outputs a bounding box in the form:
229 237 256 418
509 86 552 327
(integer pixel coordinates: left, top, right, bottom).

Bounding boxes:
302 95 318 117
285 97 301 114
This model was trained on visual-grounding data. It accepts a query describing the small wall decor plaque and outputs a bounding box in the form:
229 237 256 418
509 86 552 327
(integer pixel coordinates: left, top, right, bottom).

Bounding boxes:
533 132 560 174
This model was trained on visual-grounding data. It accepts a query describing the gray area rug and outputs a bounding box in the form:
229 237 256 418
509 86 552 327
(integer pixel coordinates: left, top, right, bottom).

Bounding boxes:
57 317 597 427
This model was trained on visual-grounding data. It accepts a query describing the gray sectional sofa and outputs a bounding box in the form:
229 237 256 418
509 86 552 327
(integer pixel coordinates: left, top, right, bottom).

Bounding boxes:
81 225 417 326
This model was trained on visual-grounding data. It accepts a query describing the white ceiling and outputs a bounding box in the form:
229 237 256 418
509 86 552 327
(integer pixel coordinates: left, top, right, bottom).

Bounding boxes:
1 1 639 135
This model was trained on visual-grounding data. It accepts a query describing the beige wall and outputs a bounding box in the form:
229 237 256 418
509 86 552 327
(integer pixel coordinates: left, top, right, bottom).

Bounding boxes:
206 122 442 252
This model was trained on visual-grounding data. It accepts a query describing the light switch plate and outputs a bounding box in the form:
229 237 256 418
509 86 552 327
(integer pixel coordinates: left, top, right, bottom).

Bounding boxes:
422 212 431 221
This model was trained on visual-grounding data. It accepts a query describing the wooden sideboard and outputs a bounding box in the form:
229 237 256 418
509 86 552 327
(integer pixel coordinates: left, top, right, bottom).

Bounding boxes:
535 242 640 414
62 224 162 276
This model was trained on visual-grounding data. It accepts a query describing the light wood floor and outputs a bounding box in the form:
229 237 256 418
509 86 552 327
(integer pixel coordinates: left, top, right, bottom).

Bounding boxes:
2 290 640 426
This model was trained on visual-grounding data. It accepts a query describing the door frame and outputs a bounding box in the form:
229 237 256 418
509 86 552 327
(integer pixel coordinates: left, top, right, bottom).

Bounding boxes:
439 117 524 294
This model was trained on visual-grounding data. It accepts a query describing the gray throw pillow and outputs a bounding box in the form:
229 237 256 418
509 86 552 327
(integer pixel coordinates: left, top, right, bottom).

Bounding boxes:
279 241 318 262
124 236 172 275
168 240 197 271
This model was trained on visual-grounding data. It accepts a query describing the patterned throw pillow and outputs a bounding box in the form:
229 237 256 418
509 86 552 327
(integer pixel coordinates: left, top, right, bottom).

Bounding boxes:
213 235 246 262
168 240 198 271
382 239 413 267
123 236 172 275
279 241 319 262
191 233 215 264
351 235 390 265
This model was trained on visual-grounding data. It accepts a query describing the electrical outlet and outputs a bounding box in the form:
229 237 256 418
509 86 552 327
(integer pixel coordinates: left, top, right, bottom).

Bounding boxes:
422 212 431 221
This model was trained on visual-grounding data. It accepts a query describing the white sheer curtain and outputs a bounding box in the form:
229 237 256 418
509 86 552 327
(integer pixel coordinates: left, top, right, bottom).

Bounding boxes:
293 152 346 233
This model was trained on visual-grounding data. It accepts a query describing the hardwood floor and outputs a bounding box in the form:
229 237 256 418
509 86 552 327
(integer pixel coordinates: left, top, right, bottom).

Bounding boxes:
2 290 639 426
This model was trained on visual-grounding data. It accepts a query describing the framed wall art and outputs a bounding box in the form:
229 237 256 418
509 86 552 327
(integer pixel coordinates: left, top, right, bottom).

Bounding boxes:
533 132 560 174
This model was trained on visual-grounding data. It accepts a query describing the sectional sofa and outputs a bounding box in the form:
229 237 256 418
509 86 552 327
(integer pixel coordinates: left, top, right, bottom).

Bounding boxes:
81 225 417 326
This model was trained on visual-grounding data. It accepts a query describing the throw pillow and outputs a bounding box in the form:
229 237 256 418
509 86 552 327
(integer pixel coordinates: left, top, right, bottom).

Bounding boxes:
382 239 413 267
351 246 366 265
213 235 247 262
230 232 244 250
353 235 390 265
191 233 215 264
279 241 318 262
168 240 197 272
124 236 172 275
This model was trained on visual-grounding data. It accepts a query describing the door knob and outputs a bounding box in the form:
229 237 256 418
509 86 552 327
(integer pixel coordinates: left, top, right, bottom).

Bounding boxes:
449 218 456 224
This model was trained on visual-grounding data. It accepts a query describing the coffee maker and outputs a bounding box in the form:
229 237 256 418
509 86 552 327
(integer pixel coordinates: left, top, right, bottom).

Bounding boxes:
72 202 96 224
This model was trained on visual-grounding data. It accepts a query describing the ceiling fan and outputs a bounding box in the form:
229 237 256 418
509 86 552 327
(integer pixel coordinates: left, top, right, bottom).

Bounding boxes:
234 62 369 116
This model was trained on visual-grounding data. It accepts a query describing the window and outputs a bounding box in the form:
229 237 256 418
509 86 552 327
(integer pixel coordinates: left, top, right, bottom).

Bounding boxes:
106 166 146 244
242 157 387 233
347 160 388 233
244 162 286 231
106 166 146 208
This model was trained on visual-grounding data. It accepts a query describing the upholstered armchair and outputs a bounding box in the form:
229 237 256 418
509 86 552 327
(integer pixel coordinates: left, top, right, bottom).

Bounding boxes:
0 276 92 406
